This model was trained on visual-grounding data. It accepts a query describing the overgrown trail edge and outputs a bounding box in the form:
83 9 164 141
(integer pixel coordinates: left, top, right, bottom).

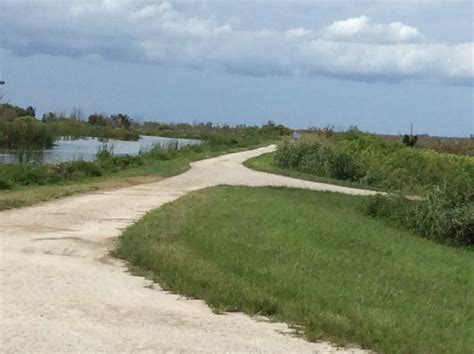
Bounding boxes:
1 145 374 353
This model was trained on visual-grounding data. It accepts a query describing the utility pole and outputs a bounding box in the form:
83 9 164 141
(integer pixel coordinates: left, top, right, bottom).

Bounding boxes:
410 123 413 137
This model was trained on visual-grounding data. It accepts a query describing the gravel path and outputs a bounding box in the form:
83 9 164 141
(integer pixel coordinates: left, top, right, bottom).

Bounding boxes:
0 145 375 353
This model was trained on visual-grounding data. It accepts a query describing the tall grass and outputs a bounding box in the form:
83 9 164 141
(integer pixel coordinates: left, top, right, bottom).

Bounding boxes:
0 118 140 149
382 134 474 156
46 119 140 141
0 117 55 148
275 130 473 198
138 121 291 147
272 130 473 245
365 185 473 245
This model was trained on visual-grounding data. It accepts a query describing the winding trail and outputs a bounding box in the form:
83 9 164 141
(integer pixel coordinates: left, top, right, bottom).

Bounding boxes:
0 146 376 353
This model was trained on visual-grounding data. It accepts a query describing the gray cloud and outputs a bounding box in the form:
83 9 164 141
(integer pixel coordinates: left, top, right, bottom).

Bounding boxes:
2 0 473 85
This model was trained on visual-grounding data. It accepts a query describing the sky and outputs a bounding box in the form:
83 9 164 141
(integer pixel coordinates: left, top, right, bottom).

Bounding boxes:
0 0 473 137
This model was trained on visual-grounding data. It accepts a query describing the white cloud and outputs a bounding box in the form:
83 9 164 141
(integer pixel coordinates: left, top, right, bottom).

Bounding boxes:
321 16 425 44
1 0 472 85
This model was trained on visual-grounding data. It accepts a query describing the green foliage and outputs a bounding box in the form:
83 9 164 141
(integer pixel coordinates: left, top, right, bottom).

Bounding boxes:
364 194 412 220
273 130 474 245
0 179 11 190
0 145 141 187
275 142 363 182
0 128 269 191
0 103 35 122
138 120 290 147
110 113 132 129
365 186 473 245
44 119 140 142
0 103 143 149
87 114 107 126
274 130 474 198
0 117 55 148
144 141 180 160
1 102 288 150
411 185 473 245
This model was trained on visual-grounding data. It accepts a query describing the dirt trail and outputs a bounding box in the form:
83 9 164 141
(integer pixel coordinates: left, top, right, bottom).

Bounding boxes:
0 145 374 353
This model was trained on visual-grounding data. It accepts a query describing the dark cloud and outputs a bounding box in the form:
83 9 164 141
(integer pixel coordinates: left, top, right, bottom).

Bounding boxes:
2 0 472 85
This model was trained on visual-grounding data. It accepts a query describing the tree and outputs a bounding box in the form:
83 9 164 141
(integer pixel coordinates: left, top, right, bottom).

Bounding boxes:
26 106 36 117
402 134 418 147
110 113 132 129
88 114 107 126
42 112 59 123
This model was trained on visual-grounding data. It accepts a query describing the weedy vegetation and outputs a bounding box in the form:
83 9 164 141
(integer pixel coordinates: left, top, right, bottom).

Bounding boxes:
247 128 473 245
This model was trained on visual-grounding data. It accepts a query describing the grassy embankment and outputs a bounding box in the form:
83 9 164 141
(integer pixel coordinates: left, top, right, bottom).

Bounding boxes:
247 129 473 197
246 129 473 245
116 186 473 354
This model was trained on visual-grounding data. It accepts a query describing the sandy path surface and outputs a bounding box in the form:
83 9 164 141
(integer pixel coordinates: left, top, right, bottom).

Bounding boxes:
0 145 375 353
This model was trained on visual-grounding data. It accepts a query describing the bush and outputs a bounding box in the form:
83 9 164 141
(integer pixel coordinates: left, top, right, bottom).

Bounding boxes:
274 142 319 169
274 142 362 181
365 186 473 246
62 160 103 178
1 118 55 149
273 132 474 197
11 165 50 186
325 149 361 181
410 185 473 245
0 179 11 190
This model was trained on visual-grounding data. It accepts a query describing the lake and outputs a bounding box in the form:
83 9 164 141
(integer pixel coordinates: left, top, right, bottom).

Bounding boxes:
0 135 201 164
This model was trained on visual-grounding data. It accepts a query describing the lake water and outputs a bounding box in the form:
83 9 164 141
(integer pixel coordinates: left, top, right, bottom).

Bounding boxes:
0 135 201 164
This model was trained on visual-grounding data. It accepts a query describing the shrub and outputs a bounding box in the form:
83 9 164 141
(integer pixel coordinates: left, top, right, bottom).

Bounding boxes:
274 133 474 197
325 149 361 181
1 118 55 149
274 142 320 169
274 142 362 181
146 141 179 160
365 186 473 246
402 135 418 147
0 179 11 190
62 160 103 178
410 185 473 245
11 165 50 186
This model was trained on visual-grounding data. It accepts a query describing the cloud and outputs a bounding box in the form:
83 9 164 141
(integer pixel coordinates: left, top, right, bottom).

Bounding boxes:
320 16 425 44
1 0 472 85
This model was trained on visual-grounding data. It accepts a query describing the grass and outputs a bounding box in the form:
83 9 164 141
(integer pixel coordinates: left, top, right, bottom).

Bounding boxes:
244 152 382 192
0 145 266 210
271 132 473 198
116 186 473 354
381 134 474 157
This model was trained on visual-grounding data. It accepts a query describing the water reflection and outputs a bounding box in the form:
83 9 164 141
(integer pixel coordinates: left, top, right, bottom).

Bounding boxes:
0 135 201 164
